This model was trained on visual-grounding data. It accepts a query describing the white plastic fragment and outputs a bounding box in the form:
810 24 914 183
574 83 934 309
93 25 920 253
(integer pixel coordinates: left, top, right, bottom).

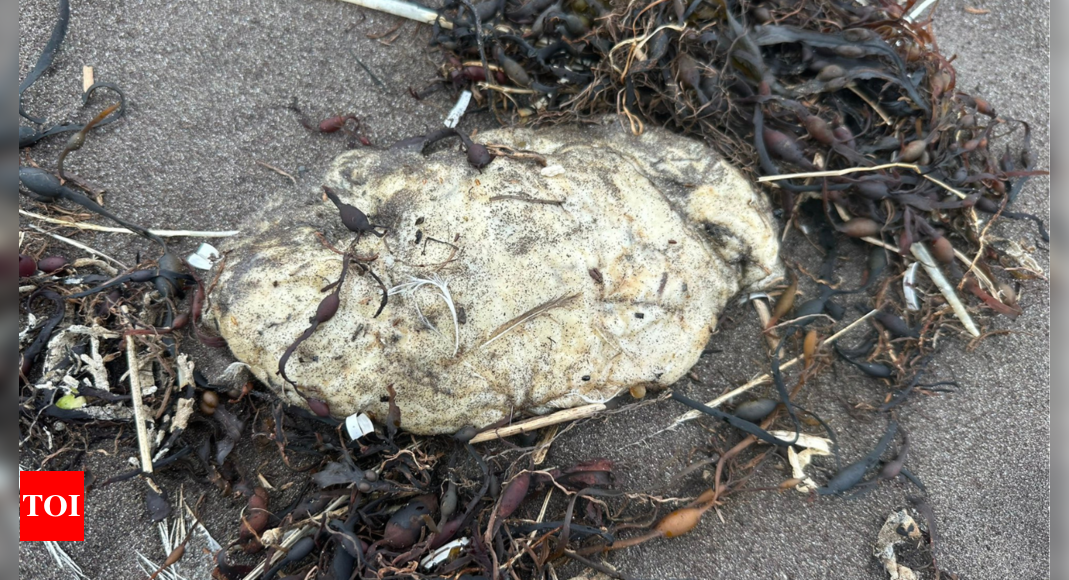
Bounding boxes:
345 413 375 440
905 0 938 22
540 164 566 177
420 537 469 570
444 90 472 129
185 253 213 271
902 262 920 311
197 243 220 260
187 243 220 270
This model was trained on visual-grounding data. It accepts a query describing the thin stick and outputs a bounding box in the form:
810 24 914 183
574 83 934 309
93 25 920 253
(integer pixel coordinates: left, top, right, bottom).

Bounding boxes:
667 309 880 429
475 82 539 95
336 0 453 29
124 327 154 473
21 210 240 238
760 164 971 201
469 403 607 444
25 223 128 269
849 85 891 125
911 242 980 337
488 195 564 206
758 163 919 182
477 293 579 350
255 161 297 186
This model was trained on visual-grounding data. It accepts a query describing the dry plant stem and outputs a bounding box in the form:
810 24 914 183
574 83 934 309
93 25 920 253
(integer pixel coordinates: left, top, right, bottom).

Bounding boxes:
478 293 578 350
475 82 538 95
758 163 968 200
668 309 880 429
255 160 298 185
21 209 240 237
911 242 980 337
848 85 891 125
25 224 128 269
711 413 779 502
336 0 453 28
124 325 154 474
469 403 607 443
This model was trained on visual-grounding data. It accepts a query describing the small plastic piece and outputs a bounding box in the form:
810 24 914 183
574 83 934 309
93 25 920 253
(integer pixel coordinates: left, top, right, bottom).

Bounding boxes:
345 412 375 440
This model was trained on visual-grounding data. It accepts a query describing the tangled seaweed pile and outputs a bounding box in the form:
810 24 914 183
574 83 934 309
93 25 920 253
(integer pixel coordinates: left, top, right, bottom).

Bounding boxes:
429 0 1048 280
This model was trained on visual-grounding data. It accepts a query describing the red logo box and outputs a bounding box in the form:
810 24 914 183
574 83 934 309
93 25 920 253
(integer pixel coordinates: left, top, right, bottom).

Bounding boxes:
19 471 85 542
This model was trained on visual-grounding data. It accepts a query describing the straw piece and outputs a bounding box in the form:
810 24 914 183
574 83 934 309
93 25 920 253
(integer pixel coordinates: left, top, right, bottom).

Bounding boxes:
21 209 239 238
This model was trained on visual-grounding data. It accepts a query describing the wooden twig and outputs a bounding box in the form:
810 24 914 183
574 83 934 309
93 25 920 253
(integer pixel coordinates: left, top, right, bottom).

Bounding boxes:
25 224 128 269
254 161 297 186
469 403 607 444
485 144 549 167
22 209 240 238
762 163 971 203
488 195 564 206
757 163 918 182
849 85 891 125
474 82 539 95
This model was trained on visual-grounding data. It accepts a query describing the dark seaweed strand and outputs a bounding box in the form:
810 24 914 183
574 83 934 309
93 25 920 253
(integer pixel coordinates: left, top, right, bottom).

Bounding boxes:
20 0 70 123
